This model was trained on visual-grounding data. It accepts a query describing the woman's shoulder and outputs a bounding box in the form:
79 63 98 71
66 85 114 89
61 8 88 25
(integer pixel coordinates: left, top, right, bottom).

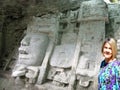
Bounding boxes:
112 60 120 66
112 60 120 72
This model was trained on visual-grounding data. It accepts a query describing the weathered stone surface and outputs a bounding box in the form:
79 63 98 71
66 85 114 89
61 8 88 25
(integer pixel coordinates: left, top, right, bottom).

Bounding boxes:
78 0 108 21
1 0 120 90
50 44 75 68
68 1 107 90
25 66 39 83
18 33 49 66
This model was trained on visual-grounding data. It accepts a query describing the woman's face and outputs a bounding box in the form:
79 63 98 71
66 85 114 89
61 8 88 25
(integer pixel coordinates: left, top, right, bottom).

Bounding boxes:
103 42 112 60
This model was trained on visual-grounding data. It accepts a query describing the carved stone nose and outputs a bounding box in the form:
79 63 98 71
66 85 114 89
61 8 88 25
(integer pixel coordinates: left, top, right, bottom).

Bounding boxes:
19 46 29 54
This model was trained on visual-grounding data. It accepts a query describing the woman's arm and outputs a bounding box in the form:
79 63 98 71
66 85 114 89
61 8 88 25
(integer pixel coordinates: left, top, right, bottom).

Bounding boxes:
115 63 120 89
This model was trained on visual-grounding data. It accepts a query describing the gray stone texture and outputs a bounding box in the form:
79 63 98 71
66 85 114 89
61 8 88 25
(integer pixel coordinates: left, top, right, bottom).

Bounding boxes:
0 0 120 90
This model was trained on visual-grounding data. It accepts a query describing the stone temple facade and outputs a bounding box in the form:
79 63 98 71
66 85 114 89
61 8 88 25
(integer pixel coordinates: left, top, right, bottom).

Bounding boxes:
0 0 120 90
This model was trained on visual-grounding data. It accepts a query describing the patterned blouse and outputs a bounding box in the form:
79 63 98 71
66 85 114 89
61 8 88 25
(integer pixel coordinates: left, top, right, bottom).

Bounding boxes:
98 60 120 90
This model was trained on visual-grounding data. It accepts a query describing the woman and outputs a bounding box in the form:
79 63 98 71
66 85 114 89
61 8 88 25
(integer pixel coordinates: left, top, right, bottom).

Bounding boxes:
98 38 120 90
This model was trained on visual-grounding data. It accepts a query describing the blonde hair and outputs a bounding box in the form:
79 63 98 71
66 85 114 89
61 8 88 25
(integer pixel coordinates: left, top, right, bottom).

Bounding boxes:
101 38 117 60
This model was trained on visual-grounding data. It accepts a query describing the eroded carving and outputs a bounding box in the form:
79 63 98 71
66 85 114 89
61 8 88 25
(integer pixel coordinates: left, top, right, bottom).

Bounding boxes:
76 53 97 87
12 15 59 88
68 1 107 90
12 33 49 86
43 10 78 89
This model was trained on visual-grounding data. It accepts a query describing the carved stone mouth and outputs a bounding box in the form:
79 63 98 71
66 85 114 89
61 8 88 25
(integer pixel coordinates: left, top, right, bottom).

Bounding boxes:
19 54 30 60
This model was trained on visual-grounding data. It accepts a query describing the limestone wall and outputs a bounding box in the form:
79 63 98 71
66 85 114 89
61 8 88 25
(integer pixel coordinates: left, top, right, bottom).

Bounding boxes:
0 0 120 90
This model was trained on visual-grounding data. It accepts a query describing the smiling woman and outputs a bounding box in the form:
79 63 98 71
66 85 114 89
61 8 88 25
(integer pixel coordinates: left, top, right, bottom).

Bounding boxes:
101 38 117 63
98 38 120 90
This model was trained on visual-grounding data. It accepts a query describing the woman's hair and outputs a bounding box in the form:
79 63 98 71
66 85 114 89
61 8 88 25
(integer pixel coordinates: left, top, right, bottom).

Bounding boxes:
101 38 117 59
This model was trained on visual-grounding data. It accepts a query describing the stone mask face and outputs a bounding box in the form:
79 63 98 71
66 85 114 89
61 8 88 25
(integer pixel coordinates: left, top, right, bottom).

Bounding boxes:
18 33 49 66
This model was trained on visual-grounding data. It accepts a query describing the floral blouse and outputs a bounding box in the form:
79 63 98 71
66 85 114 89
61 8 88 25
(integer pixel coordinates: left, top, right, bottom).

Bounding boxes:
98 60 120 90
